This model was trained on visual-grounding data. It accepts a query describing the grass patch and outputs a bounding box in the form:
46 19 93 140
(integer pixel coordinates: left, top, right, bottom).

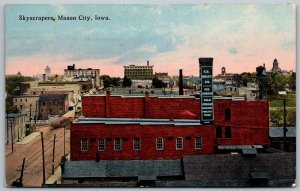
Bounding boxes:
269 93 296 107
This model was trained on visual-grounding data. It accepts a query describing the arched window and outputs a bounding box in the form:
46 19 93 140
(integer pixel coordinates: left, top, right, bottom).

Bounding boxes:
225 108 231 121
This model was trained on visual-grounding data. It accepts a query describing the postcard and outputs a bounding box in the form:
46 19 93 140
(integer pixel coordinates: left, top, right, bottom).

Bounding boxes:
5 4 296 188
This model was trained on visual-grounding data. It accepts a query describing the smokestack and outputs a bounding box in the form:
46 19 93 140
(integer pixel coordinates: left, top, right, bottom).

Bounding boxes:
147 60 149 67
42 74 46 82
263 63 265 68
179 69 183 95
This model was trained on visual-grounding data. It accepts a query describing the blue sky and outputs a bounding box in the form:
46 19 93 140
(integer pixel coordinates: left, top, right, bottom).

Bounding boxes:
5 4 296 76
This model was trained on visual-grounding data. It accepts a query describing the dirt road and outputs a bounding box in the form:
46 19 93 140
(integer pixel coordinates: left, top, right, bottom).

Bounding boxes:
5 125 70 187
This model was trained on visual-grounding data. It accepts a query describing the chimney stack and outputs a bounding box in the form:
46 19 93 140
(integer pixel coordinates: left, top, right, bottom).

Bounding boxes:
147 60 149 67
179 69 183 95
42 74 46 82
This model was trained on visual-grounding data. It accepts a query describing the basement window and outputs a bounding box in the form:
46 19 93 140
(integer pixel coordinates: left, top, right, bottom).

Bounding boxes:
81 139 88 151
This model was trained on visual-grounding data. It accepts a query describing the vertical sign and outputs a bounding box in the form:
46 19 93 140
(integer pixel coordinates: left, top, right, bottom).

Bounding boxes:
199 58 214 124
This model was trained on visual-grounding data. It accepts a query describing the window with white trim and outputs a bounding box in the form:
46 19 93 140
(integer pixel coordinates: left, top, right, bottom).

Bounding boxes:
133 138 141 150
195 137 202 150
114 138 122 151
81 139 88 151
156 137 164 150
98 139 105 151
176 137 183 150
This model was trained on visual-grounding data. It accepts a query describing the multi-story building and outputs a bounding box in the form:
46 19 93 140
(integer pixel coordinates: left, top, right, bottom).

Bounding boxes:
124 61 154 80
45 65 51 81
10 95 40 122
70 92 269 161
5 113 26 144
38 94 68 120
64 64 100 87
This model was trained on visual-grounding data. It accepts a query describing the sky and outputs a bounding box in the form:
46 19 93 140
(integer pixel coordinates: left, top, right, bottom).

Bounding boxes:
5 4 296 77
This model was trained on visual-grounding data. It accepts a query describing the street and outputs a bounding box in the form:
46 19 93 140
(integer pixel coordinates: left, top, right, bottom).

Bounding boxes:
5 124 70 187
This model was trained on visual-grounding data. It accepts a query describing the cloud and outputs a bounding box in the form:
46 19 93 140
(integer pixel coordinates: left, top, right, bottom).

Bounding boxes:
228 48 238 54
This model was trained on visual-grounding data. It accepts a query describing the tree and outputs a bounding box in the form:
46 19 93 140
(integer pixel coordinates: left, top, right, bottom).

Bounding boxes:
111 77 121 87
288 72 296 91
272 73 289 94
6 76 35 95
100 75 112 88
152 78 166 88
122 76 132 88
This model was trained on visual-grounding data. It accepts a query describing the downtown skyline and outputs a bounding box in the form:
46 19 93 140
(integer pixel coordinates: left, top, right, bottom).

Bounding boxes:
5 4 296 77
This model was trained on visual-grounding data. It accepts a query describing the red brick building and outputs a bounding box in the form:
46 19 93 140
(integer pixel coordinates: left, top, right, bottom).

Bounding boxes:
70 92 269 161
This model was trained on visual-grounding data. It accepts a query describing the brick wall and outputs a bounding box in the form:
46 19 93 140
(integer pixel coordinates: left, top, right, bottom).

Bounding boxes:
77 94 270 160
71 123 215 161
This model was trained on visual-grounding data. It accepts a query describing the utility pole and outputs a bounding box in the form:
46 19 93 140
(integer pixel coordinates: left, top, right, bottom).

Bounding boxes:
283 98 288 152
6 113 9 145
29 104 32 123
64 125 66 156
41 132 45 185
34 101 38 131
52 134 56 175
11 119 14 153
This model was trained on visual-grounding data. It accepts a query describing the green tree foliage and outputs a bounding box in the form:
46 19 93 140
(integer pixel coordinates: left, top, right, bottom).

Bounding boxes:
6 76 35 95
272 73 289 94
100 75 112 88
122 76 132 88
241 72 256 87
111 77 121 87
6 100 19 113
288 72 296 91
101 75 122 88
270 108 296 127
152 78 166 88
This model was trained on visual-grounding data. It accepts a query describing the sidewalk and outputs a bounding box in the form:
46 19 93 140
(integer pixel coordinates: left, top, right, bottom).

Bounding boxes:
15 132 40 145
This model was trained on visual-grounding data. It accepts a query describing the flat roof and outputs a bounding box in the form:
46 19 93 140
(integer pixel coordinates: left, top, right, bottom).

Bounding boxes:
62 160 183 179
73 118 202 126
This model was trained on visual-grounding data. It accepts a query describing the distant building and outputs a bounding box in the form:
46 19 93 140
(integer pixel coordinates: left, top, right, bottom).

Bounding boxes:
271 58 281 73
38 94 68 120
64 64 100 87
124 61 154 80
214 67 238 86
10 95 40 122
45 65 51 81
5 113 26 144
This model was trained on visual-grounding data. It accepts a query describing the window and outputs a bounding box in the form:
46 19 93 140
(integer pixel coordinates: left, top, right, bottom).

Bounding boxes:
176 137 183 150
114 138 122 151
133 138 141 150
81 139 88 151
225 126 231 138
25 99 27 102
195 137 202 150
216 126 222 139
156 137 164 150
225 108 231 121
98 139 105 151
15 99 17 102
42 102 45 106
20 105 23 110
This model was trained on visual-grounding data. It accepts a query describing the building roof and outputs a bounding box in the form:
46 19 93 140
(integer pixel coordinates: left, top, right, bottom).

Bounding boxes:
73 118 202 126
6 113 25 118
183 153 295 182
62 160 183 179
39 94 67 101
269 127 296 138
